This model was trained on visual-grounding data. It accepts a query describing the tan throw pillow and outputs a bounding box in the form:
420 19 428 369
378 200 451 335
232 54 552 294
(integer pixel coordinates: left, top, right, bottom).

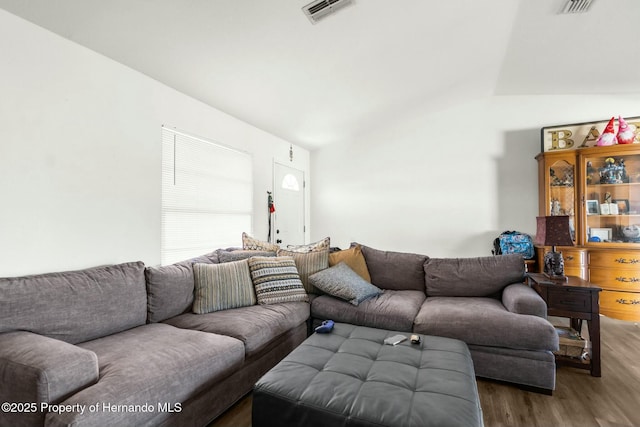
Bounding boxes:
247 256 309 305
192 260 256 314
328 244 371 283
242 232 279 252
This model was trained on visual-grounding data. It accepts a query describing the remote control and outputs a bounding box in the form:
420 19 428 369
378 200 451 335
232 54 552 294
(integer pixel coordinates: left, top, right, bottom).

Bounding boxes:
315 320 334 333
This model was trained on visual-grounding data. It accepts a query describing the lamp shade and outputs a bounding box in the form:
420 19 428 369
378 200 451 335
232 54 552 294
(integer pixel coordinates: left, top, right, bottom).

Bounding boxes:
535 216 574 247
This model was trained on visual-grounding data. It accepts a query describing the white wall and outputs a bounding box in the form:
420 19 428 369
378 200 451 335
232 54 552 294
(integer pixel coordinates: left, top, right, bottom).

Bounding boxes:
311 94 640 257
0 10 309 277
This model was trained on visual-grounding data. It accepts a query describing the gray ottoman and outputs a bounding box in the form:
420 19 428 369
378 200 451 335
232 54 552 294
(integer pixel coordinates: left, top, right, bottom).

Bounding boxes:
253 323 483 427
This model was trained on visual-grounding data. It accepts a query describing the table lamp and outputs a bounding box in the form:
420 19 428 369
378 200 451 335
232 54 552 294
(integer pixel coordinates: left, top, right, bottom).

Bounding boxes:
535 216 574 281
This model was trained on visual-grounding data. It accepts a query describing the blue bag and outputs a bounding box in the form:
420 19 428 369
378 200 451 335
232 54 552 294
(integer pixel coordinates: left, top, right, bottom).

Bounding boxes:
492 231 534 259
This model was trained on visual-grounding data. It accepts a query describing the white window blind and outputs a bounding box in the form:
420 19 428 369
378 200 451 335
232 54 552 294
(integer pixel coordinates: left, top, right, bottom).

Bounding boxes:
161 127 252 265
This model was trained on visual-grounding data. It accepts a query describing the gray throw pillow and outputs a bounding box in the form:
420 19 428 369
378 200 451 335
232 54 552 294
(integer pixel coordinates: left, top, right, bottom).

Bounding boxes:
309 262 383 306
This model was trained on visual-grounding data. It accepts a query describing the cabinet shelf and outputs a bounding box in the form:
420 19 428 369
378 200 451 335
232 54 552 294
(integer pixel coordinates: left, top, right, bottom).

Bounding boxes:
587 182 640 188
587 214 640 218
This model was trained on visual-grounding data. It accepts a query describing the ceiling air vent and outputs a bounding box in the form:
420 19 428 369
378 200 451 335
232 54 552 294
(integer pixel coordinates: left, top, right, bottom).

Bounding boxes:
302 0 353 24
560 0 594 14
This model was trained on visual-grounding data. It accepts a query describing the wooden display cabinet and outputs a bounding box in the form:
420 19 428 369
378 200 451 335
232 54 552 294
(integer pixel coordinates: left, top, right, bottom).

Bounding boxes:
537 145 640 321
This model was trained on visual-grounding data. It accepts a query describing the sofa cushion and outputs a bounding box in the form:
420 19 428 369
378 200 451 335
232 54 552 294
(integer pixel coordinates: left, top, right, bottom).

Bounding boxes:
242 232 280 252
0 262 147 344
192 260 256 314
309 262 382 306
424 254 525 297
311 290 426 332
145 252 218 323
276 248 329 294
44 323 244 427
248 256 309 304
164 302 310 357
358 243 428 291
328 244 371 282
0 331 98 427
413 297 558 351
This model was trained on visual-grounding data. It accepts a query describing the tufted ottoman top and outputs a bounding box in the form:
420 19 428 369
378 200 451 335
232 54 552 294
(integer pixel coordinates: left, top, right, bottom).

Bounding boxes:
253 323 483 427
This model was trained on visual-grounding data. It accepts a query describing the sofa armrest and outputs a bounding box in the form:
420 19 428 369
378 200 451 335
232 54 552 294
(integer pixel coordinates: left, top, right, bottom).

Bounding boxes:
502 283 547 318
0 331 99 427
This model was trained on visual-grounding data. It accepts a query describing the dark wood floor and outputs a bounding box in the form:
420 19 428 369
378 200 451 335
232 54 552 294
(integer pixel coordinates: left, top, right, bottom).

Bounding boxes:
210 315 640 427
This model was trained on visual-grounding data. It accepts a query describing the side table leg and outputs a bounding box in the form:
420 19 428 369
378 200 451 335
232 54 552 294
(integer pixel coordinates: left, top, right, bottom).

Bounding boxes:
588 317 601 377
570 318 582 334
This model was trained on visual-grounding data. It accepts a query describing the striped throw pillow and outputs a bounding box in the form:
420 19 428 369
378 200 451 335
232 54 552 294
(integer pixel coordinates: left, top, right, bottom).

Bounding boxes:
277 248 329 295
247 256 309 305
192 260 256 314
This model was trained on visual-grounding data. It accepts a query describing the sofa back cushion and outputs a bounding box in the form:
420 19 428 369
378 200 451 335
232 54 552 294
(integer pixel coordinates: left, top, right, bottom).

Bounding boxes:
0 261 147 344
145 252 218 323
424 254 525 297
358 244 428 291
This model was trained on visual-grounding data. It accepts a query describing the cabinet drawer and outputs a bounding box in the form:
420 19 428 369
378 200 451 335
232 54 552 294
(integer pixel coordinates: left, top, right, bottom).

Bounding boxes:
600 290 640 322
589 267 640 292
560 249 586 267
589 250 640 268
547 287 592 313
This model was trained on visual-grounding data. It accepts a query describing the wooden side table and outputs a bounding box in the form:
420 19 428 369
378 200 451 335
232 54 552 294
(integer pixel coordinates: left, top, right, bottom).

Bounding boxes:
526 273 602 377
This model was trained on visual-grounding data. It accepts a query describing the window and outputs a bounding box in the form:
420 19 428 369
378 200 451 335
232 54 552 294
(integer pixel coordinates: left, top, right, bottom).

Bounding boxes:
281 173 300 191
161 127 252 265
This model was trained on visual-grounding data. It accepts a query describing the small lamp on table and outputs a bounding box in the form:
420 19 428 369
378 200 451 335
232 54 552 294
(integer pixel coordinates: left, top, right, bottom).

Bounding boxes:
535 215 574 281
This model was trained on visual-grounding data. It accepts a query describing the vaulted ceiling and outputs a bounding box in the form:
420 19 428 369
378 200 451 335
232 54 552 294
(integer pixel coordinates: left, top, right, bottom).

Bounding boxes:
2 0 638 149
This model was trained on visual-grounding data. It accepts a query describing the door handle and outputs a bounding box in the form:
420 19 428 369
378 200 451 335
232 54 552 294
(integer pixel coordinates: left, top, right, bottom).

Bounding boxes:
276 239 282 244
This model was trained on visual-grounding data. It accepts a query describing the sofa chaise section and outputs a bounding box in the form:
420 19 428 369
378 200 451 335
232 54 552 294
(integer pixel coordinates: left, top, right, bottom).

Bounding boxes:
0 331 99 427
48 323 245 427
417 254 558 390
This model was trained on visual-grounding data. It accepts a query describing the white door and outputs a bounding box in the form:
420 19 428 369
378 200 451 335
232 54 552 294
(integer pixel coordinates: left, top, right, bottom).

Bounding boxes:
273 163 305 247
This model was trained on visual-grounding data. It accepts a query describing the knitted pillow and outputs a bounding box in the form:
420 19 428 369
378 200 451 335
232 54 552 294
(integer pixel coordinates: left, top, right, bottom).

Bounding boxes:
247 256 309 305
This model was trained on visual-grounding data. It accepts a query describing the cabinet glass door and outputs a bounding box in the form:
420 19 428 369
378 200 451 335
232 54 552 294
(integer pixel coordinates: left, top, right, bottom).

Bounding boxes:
582 149 640 247
547 158 577 242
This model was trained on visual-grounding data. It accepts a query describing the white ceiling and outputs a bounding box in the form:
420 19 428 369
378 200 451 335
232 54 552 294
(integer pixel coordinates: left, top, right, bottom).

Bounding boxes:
1 0 639 150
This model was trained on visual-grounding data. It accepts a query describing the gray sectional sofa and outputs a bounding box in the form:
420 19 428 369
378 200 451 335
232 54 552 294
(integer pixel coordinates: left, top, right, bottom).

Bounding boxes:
0 250 309 427
0 239 559 427
311 244 559 392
